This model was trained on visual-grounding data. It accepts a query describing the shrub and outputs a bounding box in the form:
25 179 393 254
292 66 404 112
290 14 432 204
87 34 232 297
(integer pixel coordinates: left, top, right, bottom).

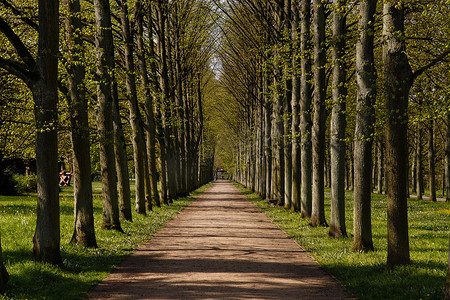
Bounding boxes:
13 174 37 194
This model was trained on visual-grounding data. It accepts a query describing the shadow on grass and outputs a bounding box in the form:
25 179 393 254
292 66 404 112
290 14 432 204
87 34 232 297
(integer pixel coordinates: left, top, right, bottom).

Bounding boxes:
6 266 95 300
327 263 446 300
234 182 448 300
2 247 126 299
0 184 206 300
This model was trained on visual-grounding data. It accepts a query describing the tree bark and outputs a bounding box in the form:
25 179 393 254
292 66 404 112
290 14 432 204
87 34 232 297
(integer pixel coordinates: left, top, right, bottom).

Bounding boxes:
383 1 411 268
377 139 384 194
446 112 450 202
174 2 188 197
310 0 327 227
329 0 347 238
64 0 97 247
32 0 61 264
259 75 266 198
353 0 377 252
264 76 272 200
300 0 313 218
112 80 132 221
428 119 436 201
417 125 424 199
271 43 285 204
136 2 160 207
283 0 292 210
155 0 171 204
291 0 301 212
118 0 146 215
94 0 122 232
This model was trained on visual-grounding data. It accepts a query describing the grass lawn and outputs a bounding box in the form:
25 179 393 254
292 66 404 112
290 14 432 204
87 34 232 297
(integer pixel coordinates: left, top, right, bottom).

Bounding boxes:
0 181 210 300
237 184 449 300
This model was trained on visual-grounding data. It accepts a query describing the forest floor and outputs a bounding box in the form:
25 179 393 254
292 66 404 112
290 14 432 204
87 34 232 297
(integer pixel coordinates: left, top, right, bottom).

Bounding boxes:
86 180 352 299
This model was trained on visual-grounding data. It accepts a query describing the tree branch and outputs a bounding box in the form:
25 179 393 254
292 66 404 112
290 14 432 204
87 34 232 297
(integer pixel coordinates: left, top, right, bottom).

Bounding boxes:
0 57 33 87
0 16 36 70
0 0 39 31
410 48 450 85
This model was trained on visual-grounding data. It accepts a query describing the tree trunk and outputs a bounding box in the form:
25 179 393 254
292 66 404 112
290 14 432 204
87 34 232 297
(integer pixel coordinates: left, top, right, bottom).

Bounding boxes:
185 81 194 192
411 132 417 195
349 141 354 190
156 0 172 204
428 119 436 202
112 80 132 221
310 0 327 227
353 0 377 252
94 0 122 232
377 139 384 194
446 112 450 202
259 77 266 198
300 0 313 218
417 125 424 199
64 0 97 247
329 0 347 238
283 0 292 210
383 1 411 269
174 14 187 197
143 149 152 212
291 0 301 212
118 0 146 215
137 2 160 207
272 57 285 204
32 0 61 264
264 77 272 200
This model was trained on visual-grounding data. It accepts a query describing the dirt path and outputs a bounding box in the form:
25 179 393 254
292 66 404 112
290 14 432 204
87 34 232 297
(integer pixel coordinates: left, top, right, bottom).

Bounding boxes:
87 181 352 299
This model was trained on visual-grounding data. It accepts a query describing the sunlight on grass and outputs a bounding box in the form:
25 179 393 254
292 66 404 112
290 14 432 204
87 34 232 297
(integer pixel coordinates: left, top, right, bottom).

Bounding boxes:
236 183 449 300
0 182 211 300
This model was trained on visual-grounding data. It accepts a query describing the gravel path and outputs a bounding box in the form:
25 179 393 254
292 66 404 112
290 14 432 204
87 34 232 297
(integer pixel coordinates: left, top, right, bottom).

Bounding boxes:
87 181 352 299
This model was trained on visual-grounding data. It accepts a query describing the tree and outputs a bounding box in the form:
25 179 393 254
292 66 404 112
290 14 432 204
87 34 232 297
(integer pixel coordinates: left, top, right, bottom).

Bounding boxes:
155 0 171 204
416 124 424 199
353 0 377 252
0 0 61 264
117 0 147 215
310 0 327 227
300 0 313 218
291 0 301 212
31 0 62 264
283 0 292 210
63 0 97 247
446 112 450 202
94 0 122 231
383 1 411 268
136 0 160 208
112 78 132 221
329 0 348 238
383 0 450 268
427 119 436 201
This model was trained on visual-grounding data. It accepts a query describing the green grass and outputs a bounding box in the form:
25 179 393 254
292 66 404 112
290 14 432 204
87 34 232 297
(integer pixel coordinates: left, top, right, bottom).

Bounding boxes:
236 184 449 300
0 181 211 300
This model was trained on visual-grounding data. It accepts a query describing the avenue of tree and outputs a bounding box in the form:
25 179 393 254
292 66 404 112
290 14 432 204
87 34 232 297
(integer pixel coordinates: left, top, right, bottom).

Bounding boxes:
0 0 449 297
211 0 450 296
0 0 218 292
